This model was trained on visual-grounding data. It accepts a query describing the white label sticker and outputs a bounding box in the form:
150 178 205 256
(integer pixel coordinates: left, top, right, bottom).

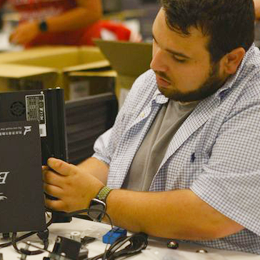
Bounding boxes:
25 94 47 137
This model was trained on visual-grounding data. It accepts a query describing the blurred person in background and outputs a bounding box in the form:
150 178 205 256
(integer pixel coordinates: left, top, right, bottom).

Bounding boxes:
0 0 136 47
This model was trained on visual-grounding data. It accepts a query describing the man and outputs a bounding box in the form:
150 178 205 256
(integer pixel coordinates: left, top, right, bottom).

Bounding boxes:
43 0 260 255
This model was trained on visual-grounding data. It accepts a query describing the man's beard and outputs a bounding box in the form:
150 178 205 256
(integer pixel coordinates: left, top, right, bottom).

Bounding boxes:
156 62 227 102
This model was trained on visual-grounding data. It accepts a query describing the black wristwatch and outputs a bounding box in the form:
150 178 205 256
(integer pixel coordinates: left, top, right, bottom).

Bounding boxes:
88 186 112 222
38 20 48 32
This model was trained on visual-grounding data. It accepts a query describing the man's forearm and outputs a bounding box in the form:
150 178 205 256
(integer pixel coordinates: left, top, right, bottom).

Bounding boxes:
46 6 101 32
78 157 109 185
106 189 244 240
44 158 243 239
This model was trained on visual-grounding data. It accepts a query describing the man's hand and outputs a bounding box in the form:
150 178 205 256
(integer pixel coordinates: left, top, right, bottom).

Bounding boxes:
9 22 40 45
43 158 104 213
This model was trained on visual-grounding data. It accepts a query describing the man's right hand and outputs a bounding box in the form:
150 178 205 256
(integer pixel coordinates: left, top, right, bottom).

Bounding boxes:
43 158 104 213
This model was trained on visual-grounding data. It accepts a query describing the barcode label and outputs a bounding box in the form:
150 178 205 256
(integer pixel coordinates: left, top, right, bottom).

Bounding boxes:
25 94 47 137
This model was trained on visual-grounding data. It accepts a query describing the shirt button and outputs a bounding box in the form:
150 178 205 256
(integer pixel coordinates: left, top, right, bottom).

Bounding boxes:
140 112 145 118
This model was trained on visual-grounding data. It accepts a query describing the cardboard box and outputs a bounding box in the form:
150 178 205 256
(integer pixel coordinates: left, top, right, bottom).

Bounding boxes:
66 61 117 100
0 46 78 65
62 59 114 100
0 63 58 92
0 46 108 99
95 40 152 107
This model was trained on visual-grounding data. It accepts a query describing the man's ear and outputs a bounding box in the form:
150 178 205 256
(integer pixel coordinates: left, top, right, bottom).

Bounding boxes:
220 47 246 75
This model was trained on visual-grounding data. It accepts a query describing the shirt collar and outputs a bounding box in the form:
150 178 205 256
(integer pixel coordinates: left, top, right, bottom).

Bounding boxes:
214 43 256 101
152 89 169 104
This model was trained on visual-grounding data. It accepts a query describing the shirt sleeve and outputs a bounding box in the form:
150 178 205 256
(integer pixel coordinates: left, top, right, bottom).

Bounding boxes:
191 99 260 236
92 128 112 165
92 70 154 166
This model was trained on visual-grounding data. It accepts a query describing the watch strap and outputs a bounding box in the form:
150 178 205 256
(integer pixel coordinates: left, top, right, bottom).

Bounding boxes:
96 186 112 202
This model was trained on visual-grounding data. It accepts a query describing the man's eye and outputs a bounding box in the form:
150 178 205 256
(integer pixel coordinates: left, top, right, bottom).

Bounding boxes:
172 56 186 63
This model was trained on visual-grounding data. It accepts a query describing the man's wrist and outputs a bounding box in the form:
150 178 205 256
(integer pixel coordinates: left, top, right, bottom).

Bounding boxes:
88 186 112 222
38 20 48 32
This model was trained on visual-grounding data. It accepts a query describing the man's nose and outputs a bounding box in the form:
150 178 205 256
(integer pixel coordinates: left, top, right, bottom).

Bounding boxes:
150 48 168 72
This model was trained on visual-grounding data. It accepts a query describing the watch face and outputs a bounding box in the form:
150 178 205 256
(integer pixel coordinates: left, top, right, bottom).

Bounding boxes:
39 21 48 32
89 198 106 221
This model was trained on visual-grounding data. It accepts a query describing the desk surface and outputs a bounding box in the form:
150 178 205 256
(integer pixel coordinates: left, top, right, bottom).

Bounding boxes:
1 218 259 260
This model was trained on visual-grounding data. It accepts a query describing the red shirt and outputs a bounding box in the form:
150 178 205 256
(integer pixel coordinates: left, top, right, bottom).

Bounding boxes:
6 0 76 21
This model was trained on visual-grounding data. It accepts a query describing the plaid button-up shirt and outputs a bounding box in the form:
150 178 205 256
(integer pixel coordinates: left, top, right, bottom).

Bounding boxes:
93 44 260 254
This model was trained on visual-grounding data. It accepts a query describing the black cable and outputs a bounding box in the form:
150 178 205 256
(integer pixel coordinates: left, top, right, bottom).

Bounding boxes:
109 233 148 260
65 209 148 260
12 230 49 256
65 208 114 230
63 208 115 260
12 233 21 253
73 214 93 221
0 214 53 255
88 233 148 260
12 219 52 256
2 208 148 259
0 231 35 249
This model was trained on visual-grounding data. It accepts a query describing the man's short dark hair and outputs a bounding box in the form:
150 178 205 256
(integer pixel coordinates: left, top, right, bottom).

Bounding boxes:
161 0 255 63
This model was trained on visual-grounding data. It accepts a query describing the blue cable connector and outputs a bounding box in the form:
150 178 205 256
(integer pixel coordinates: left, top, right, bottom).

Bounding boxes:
102 227 127 245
